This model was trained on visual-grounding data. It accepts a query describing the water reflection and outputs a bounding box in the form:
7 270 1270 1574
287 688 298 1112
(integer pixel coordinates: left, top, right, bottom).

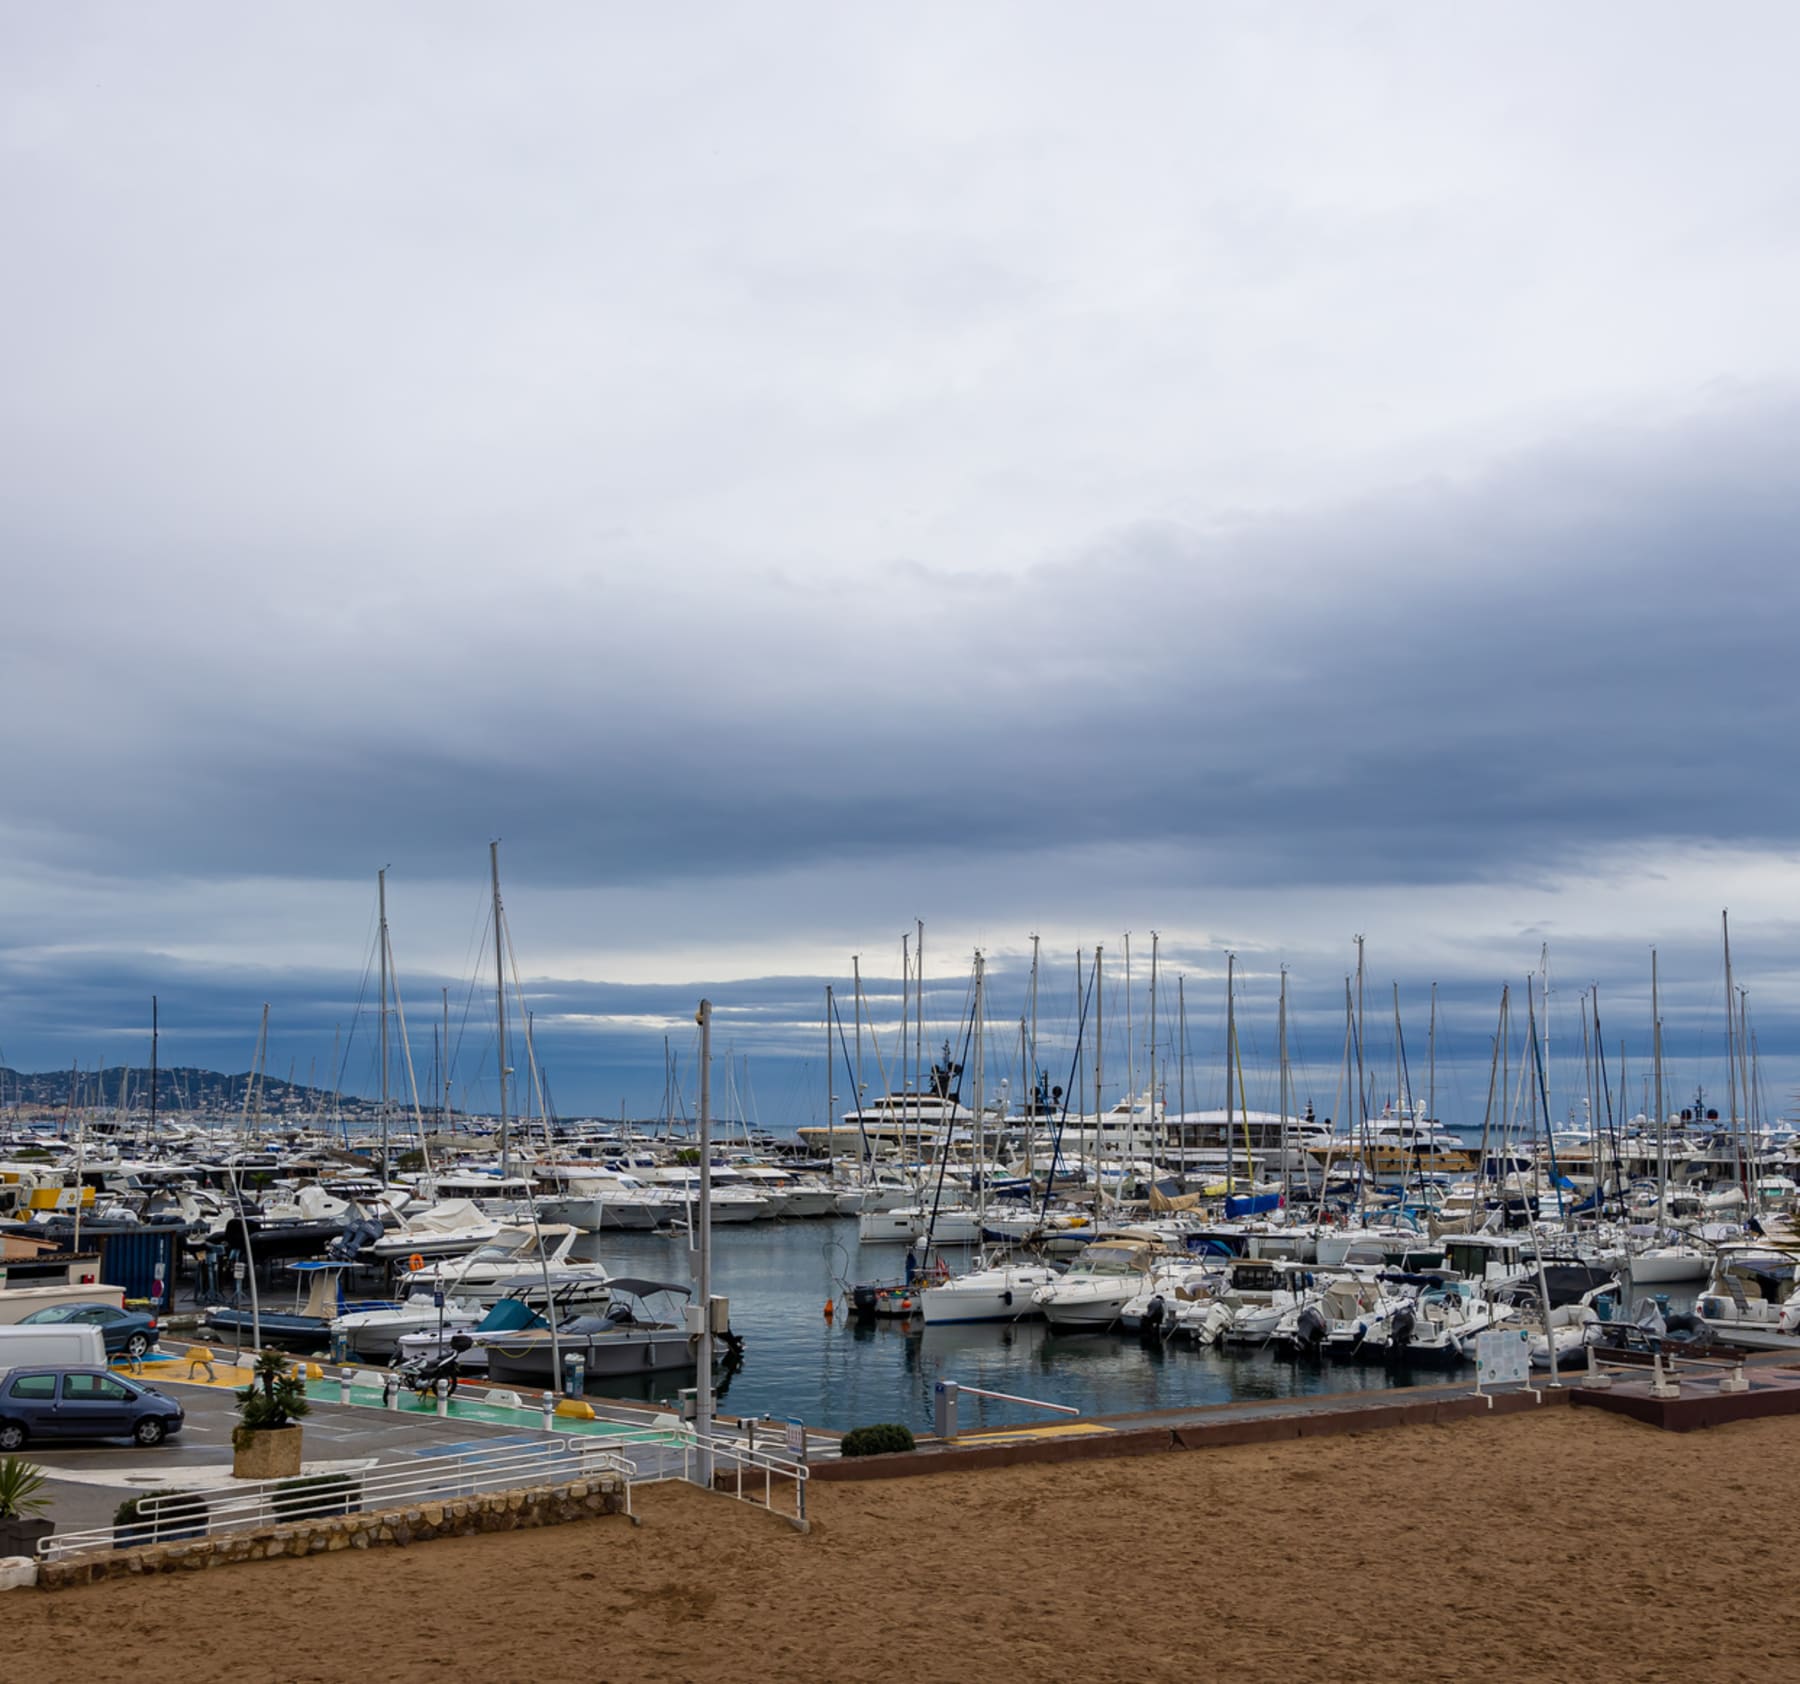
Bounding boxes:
572 1219 1449 1433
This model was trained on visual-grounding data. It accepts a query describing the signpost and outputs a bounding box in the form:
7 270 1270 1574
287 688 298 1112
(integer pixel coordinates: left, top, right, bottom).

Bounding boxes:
1473 1326 1533 1407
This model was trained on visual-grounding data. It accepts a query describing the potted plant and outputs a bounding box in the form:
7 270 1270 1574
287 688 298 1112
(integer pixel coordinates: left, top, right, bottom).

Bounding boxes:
0 1455 53 1559
232 1349 310 1479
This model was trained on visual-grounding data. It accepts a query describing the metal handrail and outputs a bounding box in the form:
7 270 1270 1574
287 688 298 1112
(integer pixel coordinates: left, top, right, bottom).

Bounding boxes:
654 1423 810 1526
40 1435 635 1561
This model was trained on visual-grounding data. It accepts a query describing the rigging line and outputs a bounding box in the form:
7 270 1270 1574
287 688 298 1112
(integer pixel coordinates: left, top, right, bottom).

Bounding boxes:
332 923 381 1100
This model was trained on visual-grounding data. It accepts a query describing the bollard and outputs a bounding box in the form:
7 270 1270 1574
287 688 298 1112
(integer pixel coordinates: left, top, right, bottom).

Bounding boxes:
382 1372 400 1411
338 1372 353 1407
435 1377 450 1418
1649 1352 1680 1400
542 1390 556 1432
933 1379 959 1441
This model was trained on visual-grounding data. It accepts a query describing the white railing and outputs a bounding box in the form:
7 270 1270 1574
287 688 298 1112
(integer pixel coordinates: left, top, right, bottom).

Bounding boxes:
650 1423 810 1528
40 1435 635 1561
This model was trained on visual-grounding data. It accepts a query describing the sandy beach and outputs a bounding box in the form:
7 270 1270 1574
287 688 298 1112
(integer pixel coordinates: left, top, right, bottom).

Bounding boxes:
10 1408 1798 1684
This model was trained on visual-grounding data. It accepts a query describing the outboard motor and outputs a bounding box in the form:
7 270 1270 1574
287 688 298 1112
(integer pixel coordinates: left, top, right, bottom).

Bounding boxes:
1294 1305 1327 1355
1387 1302 1417 1357
851 1284 880 1320
1142 1295 1165 1338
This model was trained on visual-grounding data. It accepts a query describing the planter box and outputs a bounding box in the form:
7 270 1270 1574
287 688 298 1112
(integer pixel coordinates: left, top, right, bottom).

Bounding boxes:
233 1426 303 1480
0 1516 53 1559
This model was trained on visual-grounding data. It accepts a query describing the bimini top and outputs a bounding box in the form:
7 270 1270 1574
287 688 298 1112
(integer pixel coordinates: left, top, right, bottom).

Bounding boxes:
606 1278 693 1300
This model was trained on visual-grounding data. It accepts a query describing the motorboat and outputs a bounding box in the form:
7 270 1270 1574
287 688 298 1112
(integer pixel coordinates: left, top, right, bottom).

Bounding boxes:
398 1225 611 1312
204 1259 399 1350
478 1279 740 1384
1030 1240 1158 1330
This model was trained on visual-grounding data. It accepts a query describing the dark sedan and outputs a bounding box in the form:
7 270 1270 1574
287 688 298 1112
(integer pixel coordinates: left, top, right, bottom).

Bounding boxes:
0 1367 184 1449
17 1302 159 1360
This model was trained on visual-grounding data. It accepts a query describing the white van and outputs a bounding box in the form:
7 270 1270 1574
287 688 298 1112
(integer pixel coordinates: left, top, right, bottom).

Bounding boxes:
0 1323 107 1370
0 1283 126 1326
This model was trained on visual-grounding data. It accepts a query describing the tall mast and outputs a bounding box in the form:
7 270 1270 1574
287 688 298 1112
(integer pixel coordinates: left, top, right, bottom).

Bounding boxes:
1093 944 1104 1207
149 994 159 1149
1354 936 1367 1164
852 953 864 1135
972 952 986 1231
1178 975 1187 1146
1225 952 1237 1196
900 932 910 1163
378 866 390 1184
1148 932 1160 1175
915 919 925 1159
491 841 509 1181
441 986 450 1136
1029 932 1040 1113
1278 966 1290 1211
824 984 834 1153
1123 932 1135 1172
1723 909 1742 1194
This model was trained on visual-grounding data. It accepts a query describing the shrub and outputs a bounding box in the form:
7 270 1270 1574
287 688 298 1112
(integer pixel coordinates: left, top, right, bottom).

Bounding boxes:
839 1423 916 1458
113 1489 208 1546
272 1474 362 1519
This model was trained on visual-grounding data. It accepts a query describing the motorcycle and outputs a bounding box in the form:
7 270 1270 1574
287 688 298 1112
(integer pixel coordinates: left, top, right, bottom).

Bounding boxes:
396 1333 475 1399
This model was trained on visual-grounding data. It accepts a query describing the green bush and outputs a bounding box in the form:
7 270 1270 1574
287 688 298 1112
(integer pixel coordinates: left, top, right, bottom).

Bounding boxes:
113 1489 208 1547
272 1474 361 1519
839 1423 916 1458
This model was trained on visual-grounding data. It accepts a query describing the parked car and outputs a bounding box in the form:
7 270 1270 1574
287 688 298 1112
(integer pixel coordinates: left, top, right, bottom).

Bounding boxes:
16 1302 158 1360
0 1367 185 1449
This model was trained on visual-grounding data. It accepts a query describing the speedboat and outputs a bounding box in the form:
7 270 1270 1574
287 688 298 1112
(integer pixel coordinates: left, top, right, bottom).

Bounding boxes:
1030 1240 1158 1331
478 1279 740 1384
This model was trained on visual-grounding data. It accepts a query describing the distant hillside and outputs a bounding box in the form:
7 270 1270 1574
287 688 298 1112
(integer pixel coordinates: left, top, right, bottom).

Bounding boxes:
0 1065 355 1116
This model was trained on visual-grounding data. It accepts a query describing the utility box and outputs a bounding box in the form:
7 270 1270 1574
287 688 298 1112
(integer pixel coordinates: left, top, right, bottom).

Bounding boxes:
933 1379 959 1440
708 1295 731 1334
561 1351 587 1397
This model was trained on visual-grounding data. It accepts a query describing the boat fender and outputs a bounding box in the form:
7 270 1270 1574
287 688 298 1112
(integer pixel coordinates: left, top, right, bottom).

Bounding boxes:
1001 1290 1013 1307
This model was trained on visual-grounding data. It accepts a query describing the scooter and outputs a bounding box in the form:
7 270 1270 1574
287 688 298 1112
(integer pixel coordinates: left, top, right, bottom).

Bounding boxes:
397 1334 474 1399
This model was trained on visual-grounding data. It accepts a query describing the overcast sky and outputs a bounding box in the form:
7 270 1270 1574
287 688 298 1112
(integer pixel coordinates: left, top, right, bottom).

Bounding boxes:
4 5 1798 1122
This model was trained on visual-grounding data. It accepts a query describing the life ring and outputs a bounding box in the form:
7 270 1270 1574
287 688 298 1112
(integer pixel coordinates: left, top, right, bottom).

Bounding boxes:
408 1253 425 1273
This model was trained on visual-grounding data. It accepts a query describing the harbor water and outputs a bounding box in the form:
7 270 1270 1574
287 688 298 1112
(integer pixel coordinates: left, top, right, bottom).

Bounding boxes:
571 1220 1440 1435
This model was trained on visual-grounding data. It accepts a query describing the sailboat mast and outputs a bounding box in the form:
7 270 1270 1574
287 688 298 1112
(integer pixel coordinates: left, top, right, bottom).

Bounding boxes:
1029 932 1040 1114
491 841 509 1181
1225 952 1236 1197
972 952 986 1232
900 932 910 1164
378 866 390 1184
1278 966 1290 1211
1093 944 1104 1207
1148 931 1160 1178
149 994 158 1148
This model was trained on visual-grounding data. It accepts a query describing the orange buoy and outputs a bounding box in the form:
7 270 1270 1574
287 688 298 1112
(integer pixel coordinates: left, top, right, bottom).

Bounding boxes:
823 1298 836 1319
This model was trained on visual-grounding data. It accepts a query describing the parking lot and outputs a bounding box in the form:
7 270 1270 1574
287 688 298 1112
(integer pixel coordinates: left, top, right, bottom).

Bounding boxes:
20 1377 587 1534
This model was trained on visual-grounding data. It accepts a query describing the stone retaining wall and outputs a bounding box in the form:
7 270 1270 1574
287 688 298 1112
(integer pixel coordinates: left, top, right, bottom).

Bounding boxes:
36 1474 628 1590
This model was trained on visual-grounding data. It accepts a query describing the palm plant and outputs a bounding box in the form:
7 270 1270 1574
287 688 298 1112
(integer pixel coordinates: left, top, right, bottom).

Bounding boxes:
233 1348 310 1448
0 1456 48 1520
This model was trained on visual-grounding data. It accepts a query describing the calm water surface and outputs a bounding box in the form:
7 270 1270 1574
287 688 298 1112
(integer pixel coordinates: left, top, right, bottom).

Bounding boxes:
573 1219 1437 1435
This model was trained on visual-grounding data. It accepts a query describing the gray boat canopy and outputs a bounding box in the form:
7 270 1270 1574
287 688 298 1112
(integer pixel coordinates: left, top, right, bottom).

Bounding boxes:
606 1278 693 1299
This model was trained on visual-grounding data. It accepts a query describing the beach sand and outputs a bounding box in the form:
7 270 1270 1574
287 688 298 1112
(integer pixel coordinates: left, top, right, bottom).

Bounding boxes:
10 1408 1797 1683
